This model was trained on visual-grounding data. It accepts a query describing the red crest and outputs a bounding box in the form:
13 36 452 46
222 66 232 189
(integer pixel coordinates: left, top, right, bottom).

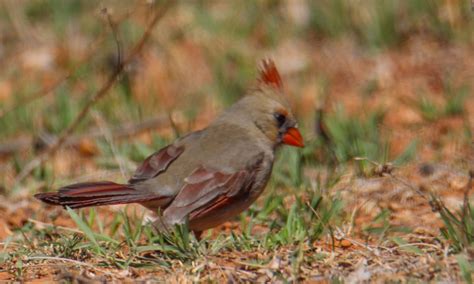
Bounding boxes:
259 59 282 89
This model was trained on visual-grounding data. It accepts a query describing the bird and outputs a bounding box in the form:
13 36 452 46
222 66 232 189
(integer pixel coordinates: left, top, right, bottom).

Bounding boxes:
35 59 304 237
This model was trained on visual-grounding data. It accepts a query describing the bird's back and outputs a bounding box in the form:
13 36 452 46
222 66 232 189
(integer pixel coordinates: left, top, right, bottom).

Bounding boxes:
132 121 274 202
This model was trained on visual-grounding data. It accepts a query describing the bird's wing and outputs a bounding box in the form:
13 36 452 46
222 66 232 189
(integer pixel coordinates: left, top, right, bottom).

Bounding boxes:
128 144 185 184
163 153 265 222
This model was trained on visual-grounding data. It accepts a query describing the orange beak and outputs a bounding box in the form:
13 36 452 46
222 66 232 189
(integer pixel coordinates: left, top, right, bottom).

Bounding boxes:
282 127 304 147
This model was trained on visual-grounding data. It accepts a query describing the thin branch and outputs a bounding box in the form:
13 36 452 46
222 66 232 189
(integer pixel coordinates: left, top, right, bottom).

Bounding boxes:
461 171 473 227
91 111 128 179
28 218 84 235
168 112 181 138
0 36 107 120
2 0 33 42
103 7 123 70
353 157 428 200
27 256 115 276
0 7 138 120
0 115 169 156
14 1 173 185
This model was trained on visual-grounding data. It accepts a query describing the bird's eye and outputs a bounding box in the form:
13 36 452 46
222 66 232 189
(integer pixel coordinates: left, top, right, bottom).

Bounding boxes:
274 113 286 127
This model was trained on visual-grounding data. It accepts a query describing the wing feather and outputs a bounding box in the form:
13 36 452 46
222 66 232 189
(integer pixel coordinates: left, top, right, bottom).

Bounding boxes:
129 144 185 183
163 153 264 224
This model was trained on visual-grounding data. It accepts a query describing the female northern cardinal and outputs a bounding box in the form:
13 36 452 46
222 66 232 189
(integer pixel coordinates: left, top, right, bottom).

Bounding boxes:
35 59 304 236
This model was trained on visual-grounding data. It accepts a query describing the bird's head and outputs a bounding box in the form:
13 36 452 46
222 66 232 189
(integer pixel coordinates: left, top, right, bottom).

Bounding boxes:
228 59 304 149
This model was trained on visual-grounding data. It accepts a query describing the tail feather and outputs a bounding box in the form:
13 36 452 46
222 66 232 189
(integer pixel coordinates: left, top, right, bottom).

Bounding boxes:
59 181 137 197
35 181 165 209
34 192 61 205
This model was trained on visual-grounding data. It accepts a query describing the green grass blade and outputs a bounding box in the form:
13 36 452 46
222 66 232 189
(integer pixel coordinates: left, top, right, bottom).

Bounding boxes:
66 207 103 254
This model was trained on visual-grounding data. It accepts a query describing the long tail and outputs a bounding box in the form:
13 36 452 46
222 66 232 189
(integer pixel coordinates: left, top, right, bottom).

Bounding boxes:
35 181 163 209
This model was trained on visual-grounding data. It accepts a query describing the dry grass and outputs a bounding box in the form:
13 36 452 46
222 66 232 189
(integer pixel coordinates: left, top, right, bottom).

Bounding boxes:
0 1 473 282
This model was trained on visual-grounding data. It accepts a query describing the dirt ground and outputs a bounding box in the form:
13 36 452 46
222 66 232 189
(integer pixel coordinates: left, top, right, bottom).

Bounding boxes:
0 1 473 282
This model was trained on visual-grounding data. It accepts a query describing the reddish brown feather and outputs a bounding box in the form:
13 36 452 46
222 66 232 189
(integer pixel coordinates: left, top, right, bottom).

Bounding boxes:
259 59 282 89
35 181 165 209
189 195 233 220
164 154 264 227
60 181 132 196
174 169 231 207
36 144 186 209
129 144 184 183
34 192 60 205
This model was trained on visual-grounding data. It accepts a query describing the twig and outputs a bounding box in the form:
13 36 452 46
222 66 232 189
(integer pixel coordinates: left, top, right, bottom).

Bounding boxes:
315 108 330 142
0 31 107 120
347 199 370 237
341 237 376 252
91 111 128 179
0 76 66 119
389 174 429 201
103 7 123 71
168 112 181 138
2 0 33 42
27 256 115 276
354 157 428 200
94 8 126 177
392 242 440 251
14 1 173 185
0 6 139 120
0 115 169 156
461 171 473 222
27 218 84 235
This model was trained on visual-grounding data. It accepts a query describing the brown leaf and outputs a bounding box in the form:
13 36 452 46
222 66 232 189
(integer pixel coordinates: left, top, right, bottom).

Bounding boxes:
0 219 12 239
340 239 353 248
76 138 99 157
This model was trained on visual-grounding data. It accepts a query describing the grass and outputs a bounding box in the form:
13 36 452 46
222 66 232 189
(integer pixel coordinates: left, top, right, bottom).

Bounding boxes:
432 172 474 254
311 106 418 175
0 0 473 281
427 172 474 283
417 79 470 122
1 182 344 279
308 0 473 49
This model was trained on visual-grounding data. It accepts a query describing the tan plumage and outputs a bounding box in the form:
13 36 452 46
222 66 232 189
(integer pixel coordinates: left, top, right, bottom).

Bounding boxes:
35 59 304 235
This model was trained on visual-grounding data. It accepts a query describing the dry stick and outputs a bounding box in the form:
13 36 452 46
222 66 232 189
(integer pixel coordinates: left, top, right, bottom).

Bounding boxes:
98 9 126 178
0 6 139 119
104 7 123 69
0 115 170 155
353 157 429 200
27 256 115 276
0 75 66 119
461 170 473 223
2 0 32 42
28 218 83 235
14 2 173 185
91 111 129 179
0 33 107 120
0 36 103 118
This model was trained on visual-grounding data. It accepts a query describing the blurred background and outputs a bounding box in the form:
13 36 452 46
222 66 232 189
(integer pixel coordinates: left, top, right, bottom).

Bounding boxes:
0 0 472 190
0 0 473 281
